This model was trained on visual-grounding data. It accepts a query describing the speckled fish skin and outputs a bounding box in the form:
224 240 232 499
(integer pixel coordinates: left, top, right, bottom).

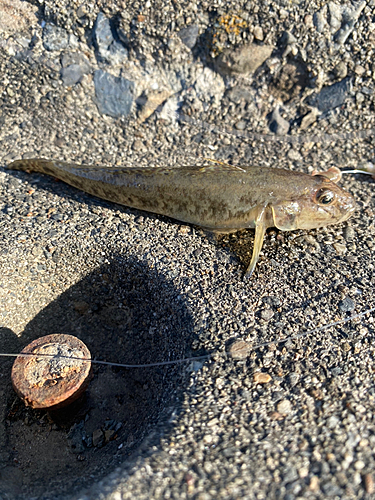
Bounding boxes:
7 159 357 277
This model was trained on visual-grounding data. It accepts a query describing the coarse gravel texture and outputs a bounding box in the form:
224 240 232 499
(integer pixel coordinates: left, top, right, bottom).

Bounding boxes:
0 0 375 499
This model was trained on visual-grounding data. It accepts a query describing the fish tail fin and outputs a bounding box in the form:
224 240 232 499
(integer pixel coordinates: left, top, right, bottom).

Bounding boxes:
7 159 57 175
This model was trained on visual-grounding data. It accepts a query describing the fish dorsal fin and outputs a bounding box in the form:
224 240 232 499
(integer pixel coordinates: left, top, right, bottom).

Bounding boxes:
198 158 247 174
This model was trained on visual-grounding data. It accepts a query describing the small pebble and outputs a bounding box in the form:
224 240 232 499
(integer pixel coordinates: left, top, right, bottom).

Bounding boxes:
287 149 302 161
288 372 299 387
92 429 104 447
262 295 281 307
343 226 355 241
299 466 309 478
356 92 365 104
313 11 326 32
132 139 143 151
253 26 264 41
260 309 274 321
339 297 355 312
92 12 128 64
353 471 362 486
364 473 375 494
309 475 320 492
235 120 247 131
269 411 284 421
104 429 115 442
43 23 69 51
304 14 313 28
279 9 288 19
277 399 292 415
253 372 272 384
354 65 366 76
229 340 252 359
138 90 172 123
334 61 348 79
326 415 340 429
282 31 297 45
333 242 346 254
354 460 365 470
76 5 86 17
328 2 342 30
269 107 290 135
177 24 199 49
73 301 90 314
203 434 213 444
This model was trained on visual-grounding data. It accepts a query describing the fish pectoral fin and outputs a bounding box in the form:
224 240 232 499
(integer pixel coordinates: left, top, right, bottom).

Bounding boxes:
244 206 268 279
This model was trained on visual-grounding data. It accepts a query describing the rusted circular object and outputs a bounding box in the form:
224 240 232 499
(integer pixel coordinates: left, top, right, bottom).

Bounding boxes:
11 334 92 410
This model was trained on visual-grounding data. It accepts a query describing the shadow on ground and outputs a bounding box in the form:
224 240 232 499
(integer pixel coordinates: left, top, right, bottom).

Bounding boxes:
0 257 194 499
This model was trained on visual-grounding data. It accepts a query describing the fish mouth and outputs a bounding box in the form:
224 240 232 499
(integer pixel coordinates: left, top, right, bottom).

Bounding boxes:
337 196 357 223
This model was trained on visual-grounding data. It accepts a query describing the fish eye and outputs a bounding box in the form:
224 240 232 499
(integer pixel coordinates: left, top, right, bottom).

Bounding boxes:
315 188 335 205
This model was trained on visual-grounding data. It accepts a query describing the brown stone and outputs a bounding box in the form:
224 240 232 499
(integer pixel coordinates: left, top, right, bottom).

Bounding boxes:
215 44 273 76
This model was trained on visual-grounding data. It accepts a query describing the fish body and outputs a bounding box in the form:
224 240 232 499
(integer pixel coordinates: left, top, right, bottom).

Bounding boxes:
7 159 356 277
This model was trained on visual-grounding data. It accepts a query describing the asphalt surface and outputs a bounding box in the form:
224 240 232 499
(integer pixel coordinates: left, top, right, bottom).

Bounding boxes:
0 1 375 499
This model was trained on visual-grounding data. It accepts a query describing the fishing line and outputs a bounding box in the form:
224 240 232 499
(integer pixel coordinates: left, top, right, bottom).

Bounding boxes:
341 169 375 176
174 110 375 145
136 79 375 146
1 306 374 368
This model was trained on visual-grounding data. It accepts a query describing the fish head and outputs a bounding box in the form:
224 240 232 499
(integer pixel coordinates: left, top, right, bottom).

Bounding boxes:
271 176 357 231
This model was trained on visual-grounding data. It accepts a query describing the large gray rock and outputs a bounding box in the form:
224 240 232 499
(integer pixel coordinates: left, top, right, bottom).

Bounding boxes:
42 23 69 51
215 43 273 76
177 24 199 49
93 12 128 64
61 52 91 86
269 106 290 135
93 12 114 52
93 70 134 117
307 77 352 113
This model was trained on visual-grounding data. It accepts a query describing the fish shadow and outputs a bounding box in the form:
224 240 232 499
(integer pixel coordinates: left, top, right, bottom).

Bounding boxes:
0 257 195 500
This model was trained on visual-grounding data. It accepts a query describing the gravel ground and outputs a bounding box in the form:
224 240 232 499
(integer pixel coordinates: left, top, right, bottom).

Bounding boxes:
0 1 375 499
